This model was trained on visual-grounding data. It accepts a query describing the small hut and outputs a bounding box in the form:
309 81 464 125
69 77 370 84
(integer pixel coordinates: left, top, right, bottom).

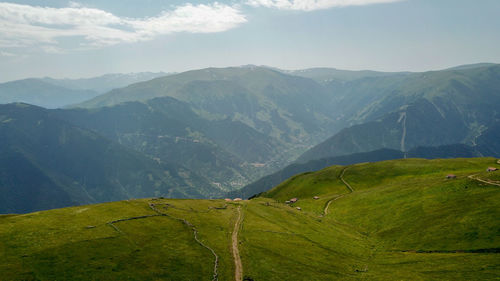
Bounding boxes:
233 198 243 201
446 174 457 179
313 196 320 200
285 200 291 204
487 167 498 172
296 207 302 211
289 198 298 203
224 198 232 202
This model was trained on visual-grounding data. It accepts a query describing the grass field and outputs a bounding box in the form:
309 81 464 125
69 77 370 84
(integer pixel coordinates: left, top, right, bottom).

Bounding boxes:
0 158 499 280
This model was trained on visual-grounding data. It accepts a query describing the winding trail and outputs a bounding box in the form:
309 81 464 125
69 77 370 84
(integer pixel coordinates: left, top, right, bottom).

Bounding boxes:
232 206 243 281
322 195 344 216
322 167 354 216
468 174 500 187
340 167 354 192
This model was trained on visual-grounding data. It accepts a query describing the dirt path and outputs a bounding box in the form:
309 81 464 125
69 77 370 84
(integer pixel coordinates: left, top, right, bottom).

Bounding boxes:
321 167 354 217
232 206 243 281
322 195 344 216
340 167 354 192
468 174 500 187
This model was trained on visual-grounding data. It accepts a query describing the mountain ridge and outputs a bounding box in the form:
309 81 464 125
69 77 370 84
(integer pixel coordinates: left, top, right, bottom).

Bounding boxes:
0 102 219 213
297 64 500 163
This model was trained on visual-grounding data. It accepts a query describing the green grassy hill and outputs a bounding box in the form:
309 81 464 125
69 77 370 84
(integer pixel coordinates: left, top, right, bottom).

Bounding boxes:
262 158 500 251
1 158 499 280
231 144 482 199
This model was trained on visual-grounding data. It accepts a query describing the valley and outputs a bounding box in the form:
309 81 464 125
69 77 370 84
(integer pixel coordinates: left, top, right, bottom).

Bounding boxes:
2 63 500 214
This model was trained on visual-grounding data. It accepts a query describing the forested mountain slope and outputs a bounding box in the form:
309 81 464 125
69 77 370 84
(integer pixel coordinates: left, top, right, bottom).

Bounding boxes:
298 64 500 162
0 103 218 213
56 97 280 190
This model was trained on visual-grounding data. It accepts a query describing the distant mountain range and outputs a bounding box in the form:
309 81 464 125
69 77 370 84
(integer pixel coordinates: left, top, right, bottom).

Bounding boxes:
76 66 340 158
0 72 168 109
41 72 169 94
0 79 98 109
283 67 409 83
1 63 499 213
297 64 500 162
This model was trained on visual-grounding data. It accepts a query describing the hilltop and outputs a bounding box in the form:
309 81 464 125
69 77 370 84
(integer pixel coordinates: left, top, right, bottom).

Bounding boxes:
1 157 498 280
230 144 484 199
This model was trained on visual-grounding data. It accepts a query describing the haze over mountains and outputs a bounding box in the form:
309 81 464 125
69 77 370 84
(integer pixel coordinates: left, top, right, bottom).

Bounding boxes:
0 72 168 109
0 79 98 109
1 63 499 213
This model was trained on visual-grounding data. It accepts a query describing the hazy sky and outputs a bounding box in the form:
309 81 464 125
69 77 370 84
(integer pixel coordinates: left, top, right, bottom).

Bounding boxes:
0 0 499 82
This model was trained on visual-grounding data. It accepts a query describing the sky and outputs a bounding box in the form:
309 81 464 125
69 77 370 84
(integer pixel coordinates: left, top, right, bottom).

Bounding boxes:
0 0 499 82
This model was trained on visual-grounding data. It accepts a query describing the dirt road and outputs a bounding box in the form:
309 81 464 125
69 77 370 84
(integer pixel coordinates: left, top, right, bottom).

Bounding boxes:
468 174 500 187
232 206 243 281
340 167 354 192
323 195 345 216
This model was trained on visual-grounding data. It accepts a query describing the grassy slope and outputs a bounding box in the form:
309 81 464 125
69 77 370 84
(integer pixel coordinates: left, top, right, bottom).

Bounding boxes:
0 199 235 280
260 157 500 280
1 158 499 280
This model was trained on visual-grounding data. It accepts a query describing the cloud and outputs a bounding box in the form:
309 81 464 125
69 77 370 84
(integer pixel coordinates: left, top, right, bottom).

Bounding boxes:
0 51 16 57
246 0 401 11
0 2 247 51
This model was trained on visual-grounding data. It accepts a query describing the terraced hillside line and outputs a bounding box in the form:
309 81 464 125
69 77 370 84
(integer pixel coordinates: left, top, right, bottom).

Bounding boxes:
232 206 243 281
340 167 354 192
398 248 500 254
468 174 500 187
107 214 165 233
149 203 219 281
